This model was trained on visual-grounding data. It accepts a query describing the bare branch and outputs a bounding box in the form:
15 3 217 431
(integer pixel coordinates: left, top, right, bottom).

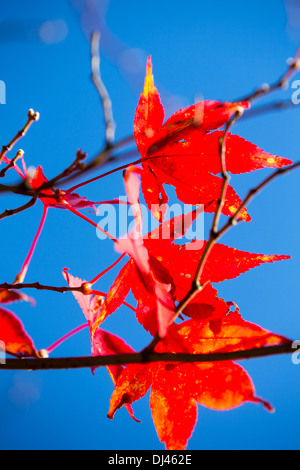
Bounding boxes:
220 160 300 233
0 137 137 198
0 149 24 178
0 281 93 295
210 107 245 235
91 31 116 149
238 52 300 103
240 99 297 120
0 109 39 164
0 194 38 220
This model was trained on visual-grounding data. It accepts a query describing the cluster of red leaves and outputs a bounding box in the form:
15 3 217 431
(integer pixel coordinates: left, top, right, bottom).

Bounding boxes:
64 58 292 449
0 57 294 450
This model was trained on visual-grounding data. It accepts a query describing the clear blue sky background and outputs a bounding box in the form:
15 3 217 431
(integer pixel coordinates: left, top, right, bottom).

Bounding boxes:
0 0 299 450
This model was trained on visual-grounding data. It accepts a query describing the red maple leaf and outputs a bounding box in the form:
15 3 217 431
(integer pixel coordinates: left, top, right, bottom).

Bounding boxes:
0 288 35 306
133 57 292 222
62 268 140 422
0 289 37 358
107 312 291 450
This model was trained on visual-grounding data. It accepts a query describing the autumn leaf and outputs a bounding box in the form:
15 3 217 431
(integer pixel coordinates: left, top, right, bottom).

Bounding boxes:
164 311 291 354
143 237 289 329
145 132 292 176
155 131 293 175
107 363 153 421
92 328 140 422
141 164 251 222
108 312 291 450
150 362 198 450
145 239 290 288
0 307 38 358
0 288 37 357
91 262 133 331
0 288 35 306
62 268 140 422
133 56 165 157
133 57 292 222
149 360 273 450
133 61 249 158
62 268 103 326
140 164 169 222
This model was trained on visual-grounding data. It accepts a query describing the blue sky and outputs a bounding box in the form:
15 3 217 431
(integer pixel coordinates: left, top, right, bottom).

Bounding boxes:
0 0 299 450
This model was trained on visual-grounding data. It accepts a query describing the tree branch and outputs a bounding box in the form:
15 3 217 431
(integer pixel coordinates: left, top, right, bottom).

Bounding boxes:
0 194 38 220
0 109 39 164
238 52 300 103
0 342 294 371
91 31 116 149
0 149 24 178
0 281 92 295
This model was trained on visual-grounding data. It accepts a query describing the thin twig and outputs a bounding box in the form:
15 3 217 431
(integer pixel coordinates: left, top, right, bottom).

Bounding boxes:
0 281 92 294
42 149 87 189
0 149 24 178
0 109 39 164
0 194 38 220
91 31 116 149
57 134 136 184
0 139 137 198
220 160 300 232
238 52 300 103
240 99 297 120
0 281 135 313
210 108 245 234
65 157 142 194
0 151 88 221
